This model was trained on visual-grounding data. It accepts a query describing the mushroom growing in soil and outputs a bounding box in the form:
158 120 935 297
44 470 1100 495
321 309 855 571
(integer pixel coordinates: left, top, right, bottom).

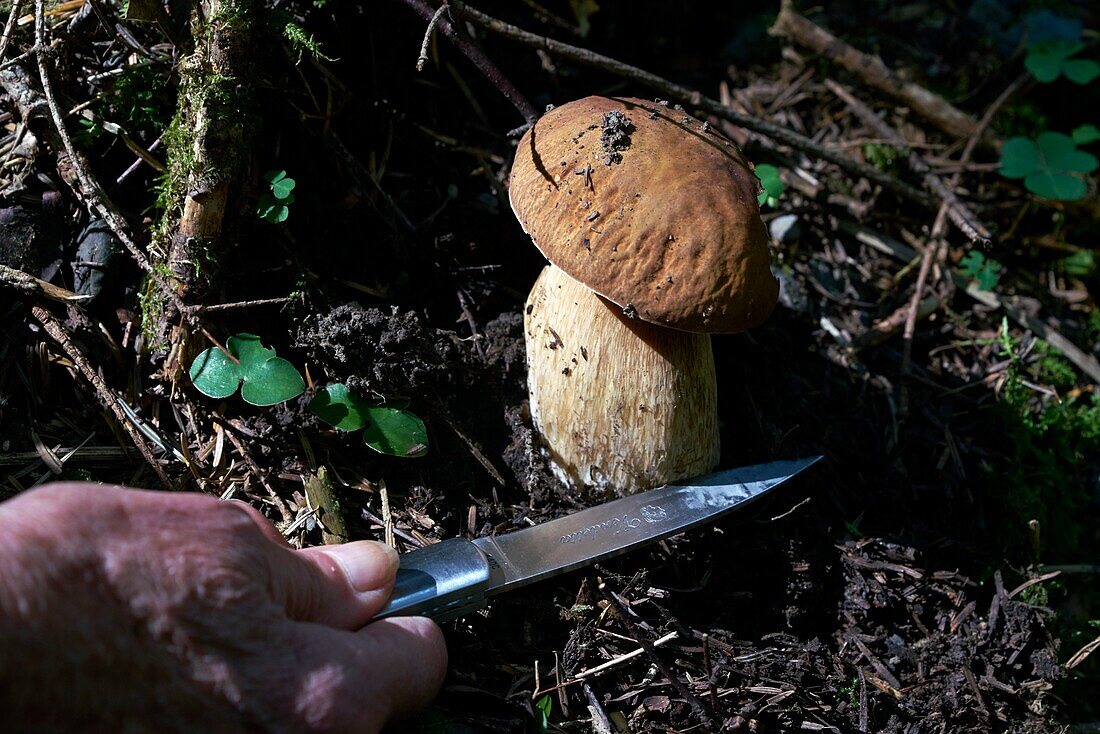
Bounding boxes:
509 96 779 494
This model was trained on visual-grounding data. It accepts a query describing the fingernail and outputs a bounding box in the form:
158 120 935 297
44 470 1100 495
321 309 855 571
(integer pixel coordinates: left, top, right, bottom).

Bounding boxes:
322 541 400 594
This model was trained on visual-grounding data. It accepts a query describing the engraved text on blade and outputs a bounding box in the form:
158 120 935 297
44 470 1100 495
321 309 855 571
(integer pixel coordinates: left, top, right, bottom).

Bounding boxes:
559 504 668 544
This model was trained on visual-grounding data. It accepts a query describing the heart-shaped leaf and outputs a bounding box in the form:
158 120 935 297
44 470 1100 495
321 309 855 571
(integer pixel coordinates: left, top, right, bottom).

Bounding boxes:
1025 39 1098 84
362 408 428 457
189 347 241 399
189 334 305 406
309 383 373 431
271 176 296 200
1025 171 1087 200
1064 58 1100 85
240 357 306 406
310 384 429 457
999 133 1097 201
754 164 784 205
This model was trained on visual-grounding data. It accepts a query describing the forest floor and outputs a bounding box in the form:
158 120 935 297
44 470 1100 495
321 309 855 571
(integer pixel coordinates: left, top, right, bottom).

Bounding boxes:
2 0 1099 731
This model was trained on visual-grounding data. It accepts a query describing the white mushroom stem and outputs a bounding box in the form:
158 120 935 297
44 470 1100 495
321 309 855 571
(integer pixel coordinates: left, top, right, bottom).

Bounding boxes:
524 265 720 494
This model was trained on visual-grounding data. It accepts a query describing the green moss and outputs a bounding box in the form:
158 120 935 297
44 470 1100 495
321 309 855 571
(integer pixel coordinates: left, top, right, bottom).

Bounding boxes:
993 334 1100 560
862 142 906 172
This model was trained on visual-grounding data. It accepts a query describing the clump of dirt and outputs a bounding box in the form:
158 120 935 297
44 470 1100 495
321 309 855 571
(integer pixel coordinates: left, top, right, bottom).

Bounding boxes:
480 311 527 393
600 110 633 164
295 303 461 396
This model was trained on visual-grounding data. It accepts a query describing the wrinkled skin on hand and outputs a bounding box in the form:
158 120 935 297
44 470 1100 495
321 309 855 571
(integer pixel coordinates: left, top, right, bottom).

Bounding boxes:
0 483 447 733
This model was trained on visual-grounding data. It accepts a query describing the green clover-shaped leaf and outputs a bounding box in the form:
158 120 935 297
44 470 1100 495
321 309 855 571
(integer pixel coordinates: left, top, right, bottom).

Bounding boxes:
189 334 305 406
1025 39 1099 84
999 133 1097 201
309 383 373 431
1061 249 1095 277
309 384 429 457
1072 124 1100 146
754 164 784 206
362 408 429 457
258 170 296 222
271 176 296 200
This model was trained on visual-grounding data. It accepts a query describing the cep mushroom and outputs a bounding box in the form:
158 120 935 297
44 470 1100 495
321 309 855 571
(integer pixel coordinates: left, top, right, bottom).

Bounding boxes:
510 96 778 494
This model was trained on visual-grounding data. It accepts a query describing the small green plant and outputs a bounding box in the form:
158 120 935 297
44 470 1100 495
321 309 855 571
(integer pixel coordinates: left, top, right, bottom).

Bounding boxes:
990 321 1100 557
999 132 1097 201
281 17 335 63
1060 249 1095 277
754 164 784 207
309 383 429 457
534 694 552 733
190 334 305 406
959 250 1003 291
1026 39 1099 84
862 142 904 172
257 170 296 223
1073 124 1100 146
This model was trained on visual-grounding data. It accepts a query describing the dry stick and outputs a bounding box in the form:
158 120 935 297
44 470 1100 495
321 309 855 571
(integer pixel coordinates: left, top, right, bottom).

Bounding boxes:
825 79 991 246
581 682 613 734
192 297 291 313
220 423 292 524
33 1 174 309
1 262 90 303
401 0 538 126
898 208 950 418
0 0 22 61
596 580 716 730
31 306 173 488
770 1 996 148
449 1 935 209
895 76 1026 413
416 3 448 71
854 74 1029 353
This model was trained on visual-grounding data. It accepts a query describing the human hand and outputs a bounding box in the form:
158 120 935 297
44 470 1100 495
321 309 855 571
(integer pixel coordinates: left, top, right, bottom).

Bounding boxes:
0 482 447 733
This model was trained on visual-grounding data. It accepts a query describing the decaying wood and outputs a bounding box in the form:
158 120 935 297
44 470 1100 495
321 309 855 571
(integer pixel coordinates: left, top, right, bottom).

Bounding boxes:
303 467 349 545
770 1 997 149
524 265 719 494
1 262 89 303
148 0 257 350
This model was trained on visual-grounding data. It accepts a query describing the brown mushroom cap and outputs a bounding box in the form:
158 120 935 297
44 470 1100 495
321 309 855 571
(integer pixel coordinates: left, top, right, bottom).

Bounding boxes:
509 96 779 333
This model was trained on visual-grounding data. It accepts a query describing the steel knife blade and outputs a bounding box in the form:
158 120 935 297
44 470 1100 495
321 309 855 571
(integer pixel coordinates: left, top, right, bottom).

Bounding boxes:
373 456 821 621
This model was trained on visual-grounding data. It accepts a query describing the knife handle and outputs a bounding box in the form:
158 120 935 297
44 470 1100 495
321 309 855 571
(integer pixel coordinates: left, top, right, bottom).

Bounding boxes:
372 537 492 622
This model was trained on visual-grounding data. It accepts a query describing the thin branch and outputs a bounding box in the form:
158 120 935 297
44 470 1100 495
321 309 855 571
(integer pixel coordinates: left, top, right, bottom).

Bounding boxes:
400 0 538 125
416 3 447 71
825 79 991 246
449 1 935 209
31 305 174 488
0 0 22 61
771 1 996 147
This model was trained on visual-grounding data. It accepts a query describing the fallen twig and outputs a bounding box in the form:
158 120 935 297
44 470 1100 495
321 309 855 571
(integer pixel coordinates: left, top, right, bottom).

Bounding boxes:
771 1 995 148
400 0 538 125
31 305 173 488
448 1 937 209
825 79 991 246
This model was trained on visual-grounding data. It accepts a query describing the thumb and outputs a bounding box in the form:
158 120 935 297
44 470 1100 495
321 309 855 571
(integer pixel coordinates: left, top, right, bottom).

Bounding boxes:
266 540 401 629
273 615 447 733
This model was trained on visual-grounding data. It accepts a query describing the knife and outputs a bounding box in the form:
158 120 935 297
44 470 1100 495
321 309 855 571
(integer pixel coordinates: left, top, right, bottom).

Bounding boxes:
374 456 821 621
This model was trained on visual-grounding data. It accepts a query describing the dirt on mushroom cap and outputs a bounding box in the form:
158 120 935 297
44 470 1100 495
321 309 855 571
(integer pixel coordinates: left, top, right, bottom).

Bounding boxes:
509 96 779 333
